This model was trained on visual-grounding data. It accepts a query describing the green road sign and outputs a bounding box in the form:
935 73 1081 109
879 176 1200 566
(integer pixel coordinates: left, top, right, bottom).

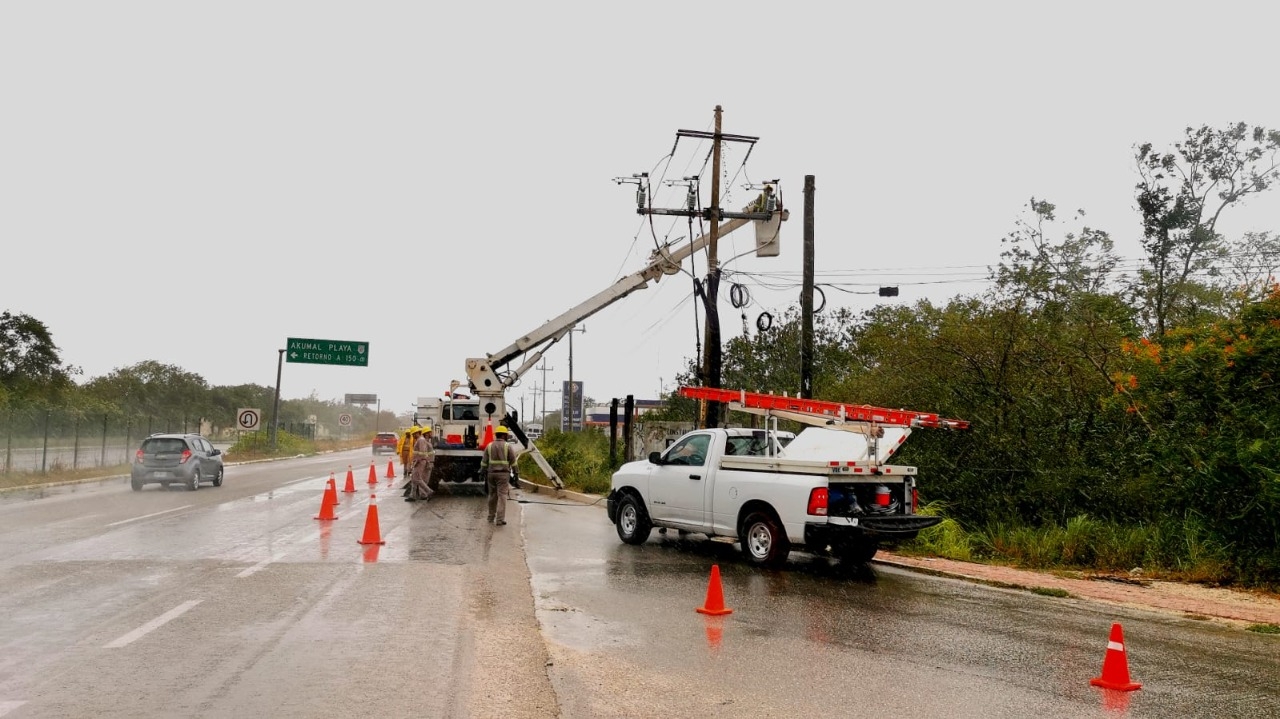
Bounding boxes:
285 338 369 367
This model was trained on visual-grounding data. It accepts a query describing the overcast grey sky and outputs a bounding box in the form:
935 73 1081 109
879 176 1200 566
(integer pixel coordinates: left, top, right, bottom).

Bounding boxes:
3 1 1277 422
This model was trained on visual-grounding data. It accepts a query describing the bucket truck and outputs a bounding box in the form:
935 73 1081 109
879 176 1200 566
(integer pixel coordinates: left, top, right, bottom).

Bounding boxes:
428 195 786 491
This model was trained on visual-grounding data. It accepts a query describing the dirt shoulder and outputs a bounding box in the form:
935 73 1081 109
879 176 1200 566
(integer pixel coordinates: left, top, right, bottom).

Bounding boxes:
876 551 1280 628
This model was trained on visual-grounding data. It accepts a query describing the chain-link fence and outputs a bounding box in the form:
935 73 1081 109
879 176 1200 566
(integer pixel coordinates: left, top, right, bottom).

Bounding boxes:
1 409 209 474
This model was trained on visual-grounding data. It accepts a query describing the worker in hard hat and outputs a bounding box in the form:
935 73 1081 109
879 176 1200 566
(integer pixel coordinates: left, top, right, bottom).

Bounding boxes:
407 427 435 502
399 427 422 497
398 427 417 481
480 425 519 525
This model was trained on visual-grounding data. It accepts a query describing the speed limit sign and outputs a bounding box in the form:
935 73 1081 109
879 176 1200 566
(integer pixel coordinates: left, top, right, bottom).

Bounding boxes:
237 408 262 431
338 413 352 427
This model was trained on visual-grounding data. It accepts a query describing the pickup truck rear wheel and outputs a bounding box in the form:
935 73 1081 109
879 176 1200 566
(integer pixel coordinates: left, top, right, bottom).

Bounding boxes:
741 511 790 568
615 495 652 545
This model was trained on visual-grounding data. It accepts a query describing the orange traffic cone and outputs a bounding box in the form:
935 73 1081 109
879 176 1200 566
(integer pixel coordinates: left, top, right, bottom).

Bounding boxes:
696 564 733 616
480 420 494 449
357 493 385 545
1090 623 1142 691
367 461 378 485
385 459 396 479
342 465 356 493
314 475 339 520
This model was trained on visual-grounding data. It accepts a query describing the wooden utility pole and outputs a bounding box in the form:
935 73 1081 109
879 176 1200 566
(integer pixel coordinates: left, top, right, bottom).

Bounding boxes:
702 105 725 428
801 175 815 399
627 106 777 428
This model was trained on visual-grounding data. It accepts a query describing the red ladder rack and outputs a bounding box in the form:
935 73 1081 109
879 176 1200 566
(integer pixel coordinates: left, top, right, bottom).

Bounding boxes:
679 386 970 430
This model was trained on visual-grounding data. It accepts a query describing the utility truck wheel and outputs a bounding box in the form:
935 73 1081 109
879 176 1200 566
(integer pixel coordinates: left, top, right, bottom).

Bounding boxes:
615 495 652 545
741 511 790 568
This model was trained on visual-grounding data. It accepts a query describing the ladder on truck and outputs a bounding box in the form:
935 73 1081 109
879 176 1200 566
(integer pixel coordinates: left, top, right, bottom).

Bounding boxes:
678 386 970 430
679 386 969 468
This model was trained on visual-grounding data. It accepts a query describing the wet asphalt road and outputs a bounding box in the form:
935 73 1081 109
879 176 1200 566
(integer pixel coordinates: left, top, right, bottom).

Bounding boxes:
0 448 1276 718
0 449 554 718
522 495 1280 718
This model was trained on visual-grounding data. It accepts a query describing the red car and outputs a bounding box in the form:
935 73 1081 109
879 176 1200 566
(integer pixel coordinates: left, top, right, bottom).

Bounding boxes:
371 432 399 455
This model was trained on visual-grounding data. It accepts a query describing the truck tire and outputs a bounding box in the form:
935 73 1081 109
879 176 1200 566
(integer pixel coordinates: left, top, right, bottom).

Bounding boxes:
615 495 652 545
741 510 790 568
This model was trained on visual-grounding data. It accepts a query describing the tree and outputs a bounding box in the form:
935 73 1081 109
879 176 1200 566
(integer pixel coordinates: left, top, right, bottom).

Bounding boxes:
1134 123 1280 336
82 361 211 419
1111 285 1280 581
0 310 74 406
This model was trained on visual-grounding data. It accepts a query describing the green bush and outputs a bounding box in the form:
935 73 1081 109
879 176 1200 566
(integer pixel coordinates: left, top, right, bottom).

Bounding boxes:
520 429 614 494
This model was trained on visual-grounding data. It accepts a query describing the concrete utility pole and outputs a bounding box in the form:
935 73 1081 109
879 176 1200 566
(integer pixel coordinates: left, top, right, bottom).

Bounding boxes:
801 175 815 399
536 361 554 426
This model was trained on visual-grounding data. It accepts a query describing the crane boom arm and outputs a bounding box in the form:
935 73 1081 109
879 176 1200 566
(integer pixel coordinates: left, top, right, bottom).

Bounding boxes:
485 208 779 373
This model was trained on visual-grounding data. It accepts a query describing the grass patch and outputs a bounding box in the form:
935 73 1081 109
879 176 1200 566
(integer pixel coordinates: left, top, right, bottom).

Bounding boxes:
1030 586 1071 598
0 463 131 490
1246 623 1280 634
898 505 1250 585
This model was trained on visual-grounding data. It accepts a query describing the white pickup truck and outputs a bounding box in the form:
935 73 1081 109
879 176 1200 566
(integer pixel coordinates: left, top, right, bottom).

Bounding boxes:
606 426 942 567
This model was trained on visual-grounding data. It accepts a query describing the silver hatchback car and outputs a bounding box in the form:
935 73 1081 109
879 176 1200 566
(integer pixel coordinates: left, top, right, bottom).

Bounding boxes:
131 433 224 491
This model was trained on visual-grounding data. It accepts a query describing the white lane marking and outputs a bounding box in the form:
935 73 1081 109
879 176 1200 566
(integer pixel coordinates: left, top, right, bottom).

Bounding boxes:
236 559 273 578
104 600 202 648
0 701 28 717
106 505 193 527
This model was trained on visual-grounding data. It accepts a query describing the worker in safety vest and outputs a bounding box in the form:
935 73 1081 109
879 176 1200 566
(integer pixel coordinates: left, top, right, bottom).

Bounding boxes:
398 427 417 481
407 427 434 502
480 425 519 525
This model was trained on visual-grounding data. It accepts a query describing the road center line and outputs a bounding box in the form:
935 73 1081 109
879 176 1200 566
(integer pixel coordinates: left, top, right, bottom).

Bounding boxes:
236 551 292 578
0 701 28 717
104 600 202 648
106 505 193 527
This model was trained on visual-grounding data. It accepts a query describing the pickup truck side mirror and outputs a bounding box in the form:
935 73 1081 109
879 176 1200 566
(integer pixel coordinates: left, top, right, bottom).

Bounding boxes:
648 451 662 465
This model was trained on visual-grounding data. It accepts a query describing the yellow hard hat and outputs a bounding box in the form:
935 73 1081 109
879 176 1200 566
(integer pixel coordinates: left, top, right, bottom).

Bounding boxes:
411 426 423 434
495 425 510 435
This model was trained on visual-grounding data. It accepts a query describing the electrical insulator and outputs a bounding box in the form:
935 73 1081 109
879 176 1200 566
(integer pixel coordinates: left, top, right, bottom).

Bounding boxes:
636 186 646 210
765 195 776 213
686 186 697 211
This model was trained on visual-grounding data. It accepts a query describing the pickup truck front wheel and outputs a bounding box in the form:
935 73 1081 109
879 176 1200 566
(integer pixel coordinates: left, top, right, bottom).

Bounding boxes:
615 495 652 545
741 511 790 568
